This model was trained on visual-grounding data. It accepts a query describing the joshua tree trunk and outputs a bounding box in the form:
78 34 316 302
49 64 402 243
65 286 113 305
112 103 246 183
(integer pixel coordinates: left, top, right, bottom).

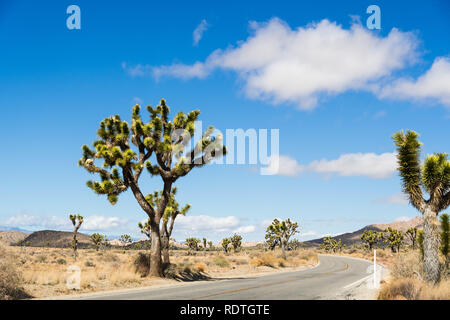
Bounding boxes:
281 240 287 260
161 234 170 266
423 207 441 284
150 218 163 277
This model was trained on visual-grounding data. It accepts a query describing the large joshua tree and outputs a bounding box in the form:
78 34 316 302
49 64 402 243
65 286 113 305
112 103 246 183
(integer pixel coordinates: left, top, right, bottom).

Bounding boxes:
79 99 225 277
393 130 450 283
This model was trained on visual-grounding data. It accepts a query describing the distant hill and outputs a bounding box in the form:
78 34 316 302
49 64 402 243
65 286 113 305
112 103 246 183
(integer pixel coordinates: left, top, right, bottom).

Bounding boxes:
17 230 92 248
305 216 424 247
0 225 31 233
0 230 29 245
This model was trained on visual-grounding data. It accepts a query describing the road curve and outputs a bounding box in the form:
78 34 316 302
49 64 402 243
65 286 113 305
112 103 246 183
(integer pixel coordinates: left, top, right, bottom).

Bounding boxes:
68 255 373 300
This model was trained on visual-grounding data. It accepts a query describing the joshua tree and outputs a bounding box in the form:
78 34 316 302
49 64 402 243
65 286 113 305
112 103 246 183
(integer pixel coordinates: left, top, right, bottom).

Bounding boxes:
203 238 207 250
221 238 231 253
69 214 83 260
79 99 225 277
120 234 132 248
320 237 343 253
406 227 418 250
288 239 301 251
440 213 449 265
360 230 383 250
383 227 404 253
90 233 104 251
230 234 242 252
265 218 299 259
393 130 450 283
207 241 213 250
185 237 200 253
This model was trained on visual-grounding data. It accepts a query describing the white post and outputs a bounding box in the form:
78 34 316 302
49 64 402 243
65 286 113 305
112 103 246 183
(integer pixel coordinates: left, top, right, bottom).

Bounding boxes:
373 249 377 288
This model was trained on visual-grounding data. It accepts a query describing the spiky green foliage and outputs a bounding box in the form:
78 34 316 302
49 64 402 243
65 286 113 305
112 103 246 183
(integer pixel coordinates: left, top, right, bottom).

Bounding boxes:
207 241 213 250
203 238 207 250
230 234 242 252
138 219 151 239
120 234 132 245
288 239 301 251
406 227 418 250
320 237 343 253
440 213 449 258
221 238 231 253
79 99 226 207
418 229 424 258
360 230 383 250
265 218 299 259
393 130 450 212
90 233 104 251
185 237 200 252
384 227 404 253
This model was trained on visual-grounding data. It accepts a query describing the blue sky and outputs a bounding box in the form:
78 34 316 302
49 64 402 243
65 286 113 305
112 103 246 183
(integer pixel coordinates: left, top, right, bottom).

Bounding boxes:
0 0 449 241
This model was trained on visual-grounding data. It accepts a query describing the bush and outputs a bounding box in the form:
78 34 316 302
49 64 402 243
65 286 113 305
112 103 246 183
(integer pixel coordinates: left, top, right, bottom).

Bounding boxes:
194 262 208 273
378 278 424 300
84 260 95 267
35 255 46 263
133 252 150 277
213 256 230 268
0 245 29 300
56 258 66 265
391 251 424 280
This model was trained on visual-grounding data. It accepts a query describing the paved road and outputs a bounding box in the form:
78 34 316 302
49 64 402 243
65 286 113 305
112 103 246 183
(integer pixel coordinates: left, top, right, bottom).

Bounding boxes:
71 255 374 300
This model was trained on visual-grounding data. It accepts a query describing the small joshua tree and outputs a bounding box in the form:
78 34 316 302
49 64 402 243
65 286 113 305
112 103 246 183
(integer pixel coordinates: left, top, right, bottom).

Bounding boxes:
208 241 213 250
393 130 450 283
440 213 449 266
203 238 207 250
320 237 343 253
360 230 383 250
288 239 301 251
265 218 299 259
384 227 404 253
406 227 418 250
221 238 231 253
230 234 242 252
69 214 83 260
120 234 132 248
79 99 225 277
185 237 200 253
90 233 104 251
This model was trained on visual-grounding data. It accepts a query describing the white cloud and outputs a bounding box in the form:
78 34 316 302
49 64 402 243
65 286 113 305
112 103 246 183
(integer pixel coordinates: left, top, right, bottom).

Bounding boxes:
193 19 209 46
175 215 240 234
234 225 256 234
375 193 409 205
394 216 413 222
263 155 304 176
150 18 418 109
298 231 317 238
264 152 397 179
81 216 129 231
121 62 150 77
1 214 129 232
380 57 450 106
307 152 397 179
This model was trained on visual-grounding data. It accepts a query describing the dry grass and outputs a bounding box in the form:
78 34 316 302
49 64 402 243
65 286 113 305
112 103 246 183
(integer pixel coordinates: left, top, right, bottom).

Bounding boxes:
377 250 450 300
0 244 29 300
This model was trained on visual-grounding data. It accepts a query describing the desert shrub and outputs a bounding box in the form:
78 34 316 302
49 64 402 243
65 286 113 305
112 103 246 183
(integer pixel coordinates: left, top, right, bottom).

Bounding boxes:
0 245 29 300
391 251 424 280
234 258 248 265
213 256 230 268
101 252 120 263
250 258 264 267
261 253 278 267
35 255 46 263
133 252 150 277
84 260 95 267
194 262 208 272
378 278 424 300
56 258 67 265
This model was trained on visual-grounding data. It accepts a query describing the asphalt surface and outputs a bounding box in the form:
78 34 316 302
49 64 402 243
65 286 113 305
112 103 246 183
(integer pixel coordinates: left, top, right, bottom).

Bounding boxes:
69 255 374 300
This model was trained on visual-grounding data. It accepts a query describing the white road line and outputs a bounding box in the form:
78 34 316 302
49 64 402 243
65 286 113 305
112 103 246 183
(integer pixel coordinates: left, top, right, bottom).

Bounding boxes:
343 274 373 289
